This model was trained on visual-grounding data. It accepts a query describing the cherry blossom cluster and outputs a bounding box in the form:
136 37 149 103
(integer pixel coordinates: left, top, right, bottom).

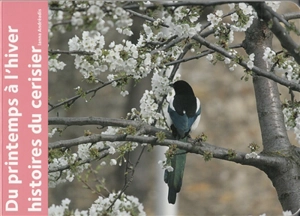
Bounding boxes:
48 1 130 37
283 105 300 143
229 3 256 32
48 54 66 72
48 126 137 188
204 2 283 75
164 7 202 38
262 45 300 144
204 3 257 71
48 193 146 216
263 47 300 82
139 69 181 128
48 151 85 188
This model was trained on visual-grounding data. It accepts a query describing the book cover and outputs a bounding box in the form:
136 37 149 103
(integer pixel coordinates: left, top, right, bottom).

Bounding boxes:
1 1 48 215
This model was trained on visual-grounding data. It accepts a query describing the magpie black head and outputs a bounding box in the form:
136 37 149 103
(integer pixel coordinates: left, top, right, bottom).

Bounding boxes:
171 80 195 96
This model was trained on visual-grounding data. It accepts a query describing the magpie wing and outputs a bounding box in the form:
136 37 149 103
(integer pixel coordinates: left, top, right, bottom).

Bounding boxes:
188 104 201 130
168 106 189 138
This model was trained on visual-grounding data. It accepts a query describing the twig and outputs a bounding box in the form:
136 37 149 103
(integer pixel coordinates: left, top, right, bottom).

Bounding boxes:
200 10 236 35
165 43 242 66
264 5 291 28
49 50 95 55
264 4 300 36
283 12 300 21
49 6 88 12
48 116 167 138
151 36 185 55
51 20 71 29
165 49 213 66
126 9 169 28
48 149 109 173
289 88 295 103
48 79 121 112
154 42 193 119
250 2 300 65
107 146 146 211
169 43 193 81
123 1 239 10
192 34 300 92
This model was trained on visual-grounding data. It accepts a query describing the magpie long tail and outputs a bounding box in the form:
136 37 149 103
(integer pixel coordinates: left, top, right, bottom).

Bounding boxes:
164 148 187 204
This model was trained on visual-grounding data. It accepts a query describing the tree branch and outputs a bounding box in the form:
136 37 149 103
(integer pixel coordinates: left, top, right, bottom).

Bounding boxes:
48 116 167 136
192 34 300 92
283 12 300 21
264 5 293 29
49 50 94 56
126 9 169 28
49 131 285 169
48 117 285 169
123 1 239 10
250 2 300 65
51 20 71 29
165 44 242 66
48 149 109 173
48 79 122 112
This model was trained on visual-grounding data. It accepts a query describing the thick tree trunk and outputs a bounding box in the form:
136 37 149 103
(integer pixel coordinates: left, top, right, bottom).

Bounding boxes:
243 19 300 213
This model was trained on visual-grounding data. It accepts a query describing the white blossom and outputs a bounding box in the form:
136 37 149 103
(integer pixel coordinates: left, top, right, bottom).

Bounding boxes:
249 53 255 61
48 153 86 188
158 160 173 172
206 54 214 61
207 13 222 28
48 54 66 72
245 152 260 159
228 30 234 43
247 61 254 69
238 3 253 15
215 10 223 17
231 13 239 22
49 194 145 216
165 165 174 172
282 210 293 216
230 4 255 32
247 53 255 69
71 11 84 26
224 57 231 64
266 1 281 12
228 3 235 10
108 146 116 154
48 128 57 138
247 60 254 69
110 159 117 166
78 144 91 160
120 90 129 97
229 63 237 71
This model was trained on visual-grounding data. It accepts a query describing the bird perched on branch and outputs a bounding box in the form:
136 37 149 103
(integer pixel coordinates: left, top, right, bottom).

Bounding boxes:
164 80 201 204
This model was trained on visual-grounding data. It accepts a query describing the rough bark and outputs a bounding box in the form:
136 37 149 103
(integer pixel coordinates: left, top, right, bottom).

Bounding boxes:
243 19 300 213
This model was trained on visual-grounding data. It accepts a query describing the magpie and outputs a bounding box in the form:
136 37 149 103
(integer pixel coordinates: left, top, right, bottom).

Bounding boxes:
164 80 201 204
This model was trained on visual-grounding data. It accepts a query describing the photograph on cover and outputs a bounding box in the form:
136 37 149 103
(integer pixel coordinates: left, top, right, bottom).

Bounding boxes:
46 1 300 215
1 1 48 216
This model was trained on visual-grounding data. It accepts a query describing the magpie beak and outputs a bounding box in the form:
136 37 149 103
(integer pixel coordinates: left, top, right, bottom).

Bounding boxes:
166 80 201 139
